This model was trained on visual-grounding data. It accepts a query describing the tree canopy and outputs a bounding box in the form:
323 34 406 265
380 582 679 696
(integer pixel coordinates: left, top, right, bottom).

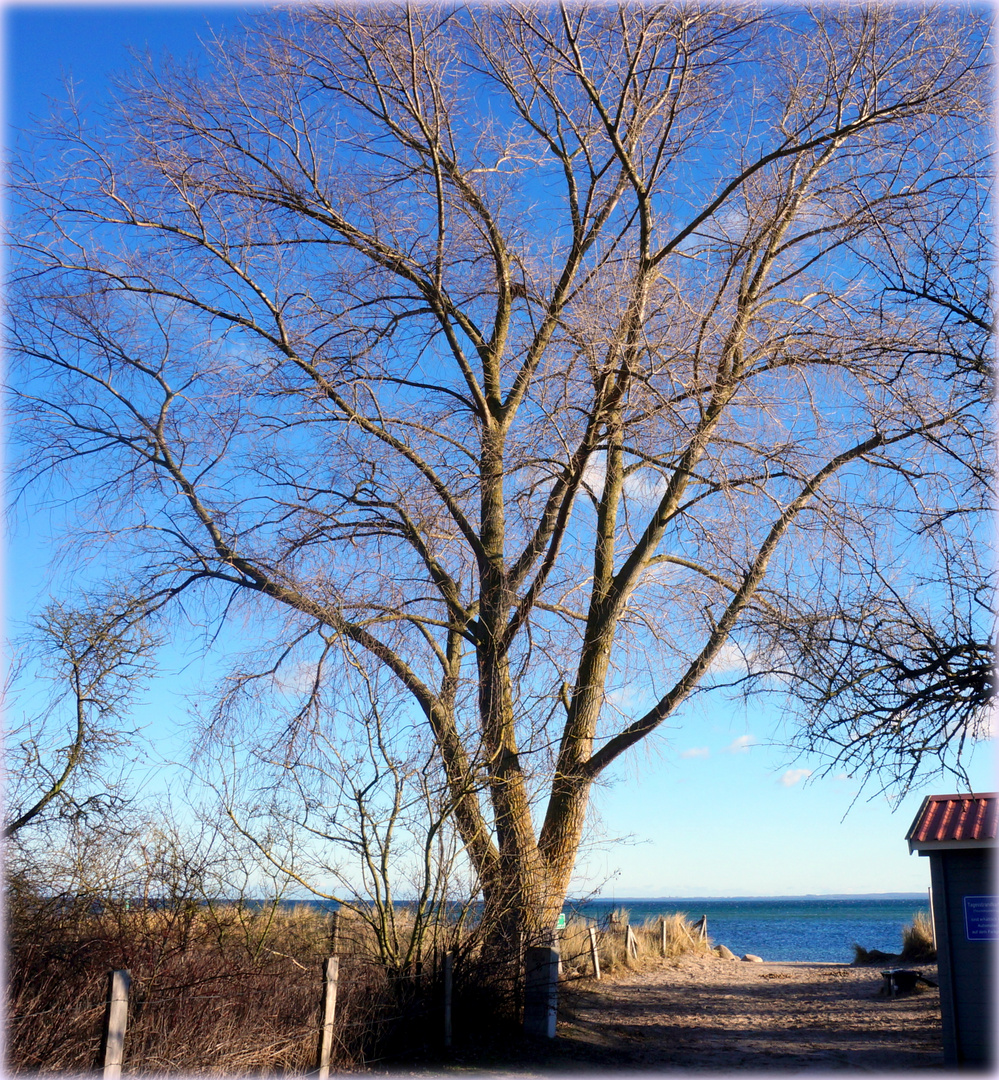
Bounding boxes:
9 4 992 942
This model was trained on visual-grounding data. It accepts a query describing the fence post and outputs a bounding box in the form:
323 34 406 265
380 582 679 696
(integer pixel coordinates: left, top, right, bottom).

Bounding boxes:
625 925 639 959
523 945 559 1038
315 956 339 1079
701 915 707 942
329 910 340 954
443 950 453 1048
660 916 668 957
98 969 130 1079
588 926 601 980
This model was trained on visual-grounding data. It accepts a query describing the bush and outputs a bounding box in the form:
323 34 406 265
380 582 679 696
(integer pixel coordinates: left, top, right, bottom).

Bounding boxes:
4 889 434 1074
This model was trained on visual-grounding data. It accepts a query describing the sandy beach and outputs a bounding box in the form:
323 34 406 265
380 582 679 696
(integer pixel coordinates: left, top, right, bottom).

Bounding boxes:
401 955 943 1074
552 955 943 1071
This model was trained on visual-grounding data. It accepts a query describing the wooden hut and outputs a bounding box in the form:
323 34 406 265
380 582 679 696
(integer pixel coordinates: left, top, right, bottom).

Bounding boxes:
906 792 997 1069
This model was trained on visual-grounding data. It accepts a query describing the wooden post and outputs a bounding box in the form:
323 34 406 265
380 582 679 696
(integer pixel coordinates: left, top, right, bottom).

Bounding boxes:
625 925 638 959
98 969 130 1079
329 910 340 954
661 916 668 957
523 946 559 1038
315 956 339 1079
588 926 601 980
443 950 453 1048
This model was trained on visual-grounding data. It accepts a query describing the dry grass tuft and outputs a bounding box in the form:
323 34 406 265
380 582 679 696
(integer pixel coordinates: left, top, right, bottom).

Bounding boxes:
900 911 936 962
852 910 936 966
8 886 726 1074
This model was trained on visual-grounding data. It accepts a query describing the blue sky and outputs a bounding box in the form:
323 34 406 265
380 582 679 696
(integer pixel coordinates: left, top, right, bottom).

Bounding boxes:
4 3 995 901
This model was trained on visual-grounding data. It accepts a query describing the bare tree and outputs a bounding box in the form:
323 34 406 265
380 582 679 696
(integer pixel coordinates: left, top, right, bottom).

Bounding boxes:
4 596 158 838
8 5 991 946
201 640 481 974
751 151 994 798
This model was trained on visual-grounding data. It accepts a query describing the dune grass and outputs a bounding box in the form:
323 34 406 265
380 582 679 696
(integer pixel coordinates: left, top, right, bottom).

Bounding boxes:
852 910 936 965
558 910 714 979
900 911 936 962
8 885 721 1075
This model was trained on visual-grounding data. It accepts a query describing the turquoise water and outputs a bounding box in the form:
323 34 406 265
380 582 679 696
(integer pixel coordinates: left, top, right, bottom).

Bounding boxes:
291 895 929 964
564 897 929 963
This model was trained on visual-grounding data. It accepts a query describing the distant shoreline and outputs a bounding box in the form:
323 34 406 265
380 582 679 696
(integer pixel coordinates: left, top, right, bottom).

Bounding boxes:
573 892 927 902
273 892 929 905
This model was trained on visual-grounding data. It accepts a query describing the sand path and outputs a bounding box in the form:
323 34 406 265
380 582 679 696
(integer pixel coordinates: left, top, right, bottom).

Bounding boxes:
390 955 943 1074
550 955 944 1071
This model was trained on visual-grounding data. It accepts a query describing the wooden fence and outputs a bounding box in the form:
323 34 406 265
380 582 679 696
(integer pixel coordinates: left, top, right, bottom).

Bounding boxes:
91 953 449 1077
66 914 701 1073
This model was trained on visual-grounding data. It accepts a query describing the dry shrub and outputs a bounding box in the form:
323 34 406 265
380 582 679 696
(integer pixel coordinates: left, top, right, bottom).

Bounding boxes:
7 884 724 1075
5 889 434 1075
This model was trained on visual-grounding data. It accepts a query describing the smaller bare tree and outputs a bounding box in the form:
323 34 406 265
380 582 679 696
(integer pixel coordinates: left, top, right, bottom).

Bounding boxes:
201 635 479 978
4 594 158 838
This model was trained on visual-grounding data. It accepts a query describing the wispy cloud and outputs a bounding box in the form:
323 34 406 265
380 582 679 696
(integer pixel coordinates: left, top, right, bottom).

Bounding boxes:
780 768 812 787
274 661 321 696
708 642 753 676
605 684 644 711
580 453 665 506
723 734 756 754
680 747 710 759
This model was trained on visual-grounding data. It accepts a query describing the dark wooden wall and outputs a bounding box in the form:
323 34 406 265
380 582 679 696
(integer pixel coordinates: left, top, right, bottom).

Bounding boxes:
926 848 995 1068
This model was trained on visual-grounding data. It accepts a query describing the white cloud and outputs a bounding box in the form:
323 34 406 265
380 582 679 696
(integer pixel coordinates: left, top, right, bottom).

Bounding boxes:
605 684 643 711
680 747 710 759
579 453 666 507
723 734 756 754
273 661 322 696
624 470 666 504
580 456 606 498
780 768 812 787
708 642 753 676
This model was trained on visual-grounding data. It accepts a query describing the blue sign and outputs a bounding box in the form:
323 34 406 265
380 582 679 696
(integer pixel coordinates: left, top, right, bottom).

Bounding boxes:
963 895 998 941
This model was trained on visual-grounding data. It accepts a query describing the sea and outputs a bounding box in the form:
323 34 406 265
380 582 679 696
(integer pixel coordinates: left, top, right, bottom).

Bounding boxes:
561 896 930 964
290 894 929 965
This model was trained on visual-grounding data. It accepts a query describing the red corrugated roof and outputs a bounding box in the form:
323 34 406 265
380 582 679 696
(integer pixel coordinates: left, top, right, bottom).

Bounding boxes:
906 793 998 846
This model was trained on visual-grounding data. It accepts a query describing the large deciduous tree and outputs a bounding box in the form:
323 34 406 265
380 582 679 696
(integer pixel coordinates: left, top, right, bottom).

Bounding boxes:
9 5 991 945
